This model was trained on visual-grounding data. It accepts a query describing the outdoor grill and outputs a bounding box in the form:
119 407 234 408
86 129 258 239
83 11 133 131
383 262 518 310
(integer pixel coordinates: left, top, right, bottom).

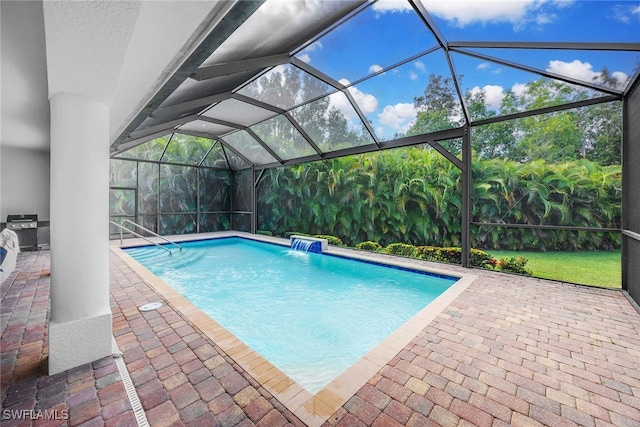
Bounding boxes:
6 214 38 250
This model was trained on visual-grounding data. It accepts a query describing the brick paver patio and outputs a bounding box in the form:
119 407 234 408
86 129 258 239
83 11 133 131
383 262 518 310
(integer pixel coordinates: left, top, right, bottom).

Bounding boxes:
2 247 639 426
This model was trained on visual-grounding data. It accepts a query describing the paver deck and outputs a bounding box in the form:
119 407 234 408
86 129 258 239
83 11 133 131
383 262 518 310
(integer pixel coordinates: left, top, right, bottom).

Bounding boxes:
2 244 639 426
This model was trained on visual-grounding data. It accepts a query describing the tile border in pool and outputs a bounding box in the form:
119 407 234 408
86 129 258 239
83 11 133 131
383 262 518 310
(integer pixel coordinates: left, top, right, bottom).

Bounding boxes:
112 232 477 427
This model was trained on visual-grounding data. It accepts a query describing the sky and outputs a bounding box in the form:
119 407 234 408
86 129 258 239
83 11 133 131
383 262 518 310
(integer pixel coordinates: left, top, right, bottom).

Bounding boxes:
294 0 640 140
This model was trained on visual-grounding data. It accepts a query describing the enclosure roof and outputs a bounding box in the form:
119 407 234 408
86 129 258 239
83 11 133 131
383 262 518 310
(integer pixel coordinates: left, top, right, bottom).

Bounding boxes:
112 0 640 170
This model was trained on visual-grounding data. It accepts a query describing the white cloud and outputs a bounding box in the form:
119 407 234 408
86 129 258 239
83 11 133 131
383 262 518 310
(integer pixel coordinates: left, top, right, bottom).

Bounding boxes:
535 13 556 25
296 41 322 64
298 53 311 64
504 58 630 99
613 71 630 88
551 0 575 9
477 62 503 74
338 79 378 115
611 4 640 23
512 82 528 97
372 0 412 13
378 103 416 129
409 71 418 81
546 59 629 88
369 64 383 74
484 85 506 109
421 0 572 29
415 61 427 73
547 59 600 83
327 92 354 120
422 0 538 27
304 41 323 52
471 85 506 109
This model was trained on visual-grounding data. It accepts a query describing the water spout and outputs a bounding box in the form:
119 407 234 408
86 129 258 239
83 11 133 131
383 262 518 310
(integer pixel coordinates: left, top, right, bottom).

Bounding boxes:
291 238 315 252
289 235 329 253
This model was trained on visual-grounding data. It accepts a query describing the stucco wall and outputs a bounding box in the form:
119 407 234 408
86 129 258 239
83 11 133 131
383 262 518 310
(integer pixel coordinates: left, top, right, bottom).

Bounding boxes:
0 147 50 245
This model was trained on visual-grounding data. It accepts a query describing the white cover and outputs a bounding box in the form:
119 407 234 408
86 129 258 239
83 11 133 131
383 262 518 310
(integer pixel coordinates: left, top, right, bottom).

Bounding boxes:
0 228 21 283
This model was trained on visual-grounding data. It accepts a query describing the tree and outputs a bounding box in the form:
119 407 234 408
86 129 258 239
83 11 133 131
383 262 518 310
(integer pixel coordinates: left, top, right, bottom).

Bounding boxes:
512 111 583 163
578 101 622 166
502 75 624 165
468 76 623 165
401 74 465 154
414 74 459 113
244 65 367 154
408 74 463 136
466 89 516 159
574 69 623 166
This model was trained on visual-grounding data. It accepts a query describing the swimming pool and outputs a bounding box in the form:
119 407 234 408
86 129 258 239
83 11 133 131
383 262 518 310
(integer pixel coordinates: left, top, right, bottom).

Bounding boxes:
125 237 457 393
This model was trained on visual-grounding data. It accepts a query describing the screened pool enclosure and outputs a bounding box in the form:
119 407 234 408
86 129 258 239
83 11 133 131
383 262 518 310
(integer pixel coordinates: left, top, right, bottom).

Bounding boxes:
109 0 640 296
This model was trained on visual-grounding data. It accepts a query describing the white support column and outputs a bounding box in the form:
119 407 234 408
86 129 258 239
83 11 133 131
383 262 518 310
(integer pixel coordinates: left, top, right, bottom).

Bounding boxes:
48 92 112 375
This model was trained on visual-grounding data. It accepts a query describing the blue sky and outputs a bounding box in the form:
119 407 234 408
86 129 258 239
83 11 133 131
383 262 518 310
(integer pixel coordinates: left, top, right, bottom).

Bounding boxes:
295 0 640 139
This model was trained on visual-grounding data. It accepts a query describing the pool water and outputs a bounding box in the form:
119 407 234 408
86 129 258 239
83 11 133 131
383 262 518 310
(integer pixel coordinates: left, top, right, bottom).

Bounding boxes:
126 237 457 393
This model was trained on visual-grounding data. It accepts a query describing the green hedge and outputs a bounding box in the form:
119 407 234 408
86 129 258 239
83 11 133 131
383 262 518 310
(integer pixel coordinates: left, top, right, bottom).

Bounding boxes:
356 241 383 252
313 235 345 246
415 246 496 270
383 241 530 275
257 148 621 251
496 256 531 275
384 243 417 257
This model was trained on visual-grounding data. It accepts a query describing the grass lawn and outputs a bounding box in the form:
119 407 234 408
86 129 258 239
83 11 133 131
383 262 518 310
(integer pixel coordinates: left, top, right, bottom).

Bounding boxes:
486 250 621 289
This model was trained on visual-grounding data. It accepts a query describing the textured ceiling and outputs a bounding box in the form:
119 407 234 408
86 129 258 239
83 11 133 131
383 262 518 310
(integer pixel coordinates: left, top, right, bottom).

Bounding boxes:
43 1 141 107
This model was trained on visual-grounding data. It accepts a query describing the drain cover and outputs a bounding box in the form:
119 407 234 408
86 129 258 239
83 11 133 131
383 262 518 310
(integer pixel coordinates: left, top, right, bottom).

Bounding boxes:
139 302 163 312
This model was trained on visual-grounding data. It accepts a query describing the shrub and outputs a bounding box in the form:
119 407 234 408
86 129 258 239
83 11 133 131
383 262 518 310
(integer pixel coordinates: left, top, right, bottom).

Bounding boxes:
497 256 531 275
436 247 462 264
356 241 383 252
384 243 417 257
417 246 496 268
256 230 273 236
313 234 345 246
415 245 439 261
470 249 496 269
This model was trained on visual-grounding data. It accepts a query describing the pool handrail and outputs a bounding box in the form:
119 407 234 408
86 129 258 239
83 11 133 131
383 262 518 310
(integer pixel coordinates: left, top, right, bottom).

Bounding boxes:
120 219 182 252
109 220 182 253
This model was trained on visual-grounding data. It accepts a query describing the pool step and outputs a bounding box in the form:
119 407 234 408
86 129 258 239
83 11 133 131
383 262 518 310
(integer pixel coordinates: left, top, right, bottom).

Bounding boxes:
126 246 204 270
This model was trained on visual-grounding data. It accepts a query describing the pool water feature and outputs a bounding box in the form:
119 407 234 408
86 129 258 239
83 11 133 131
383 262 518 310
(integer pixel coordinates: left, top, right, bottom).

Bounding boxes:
290 237 317 252
290 235 327 253
291 239 320 253
125 237 458 394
